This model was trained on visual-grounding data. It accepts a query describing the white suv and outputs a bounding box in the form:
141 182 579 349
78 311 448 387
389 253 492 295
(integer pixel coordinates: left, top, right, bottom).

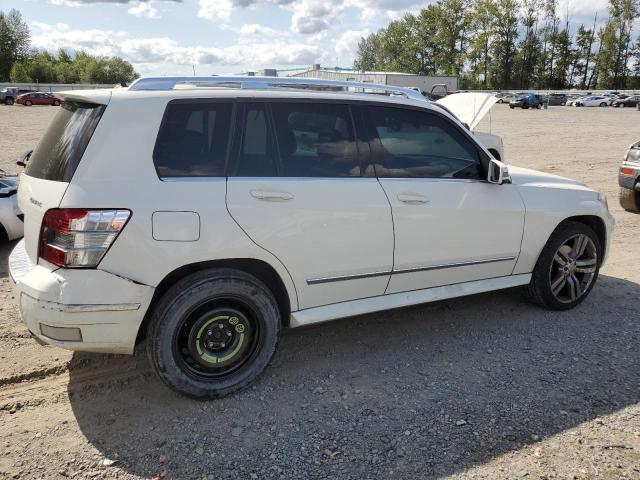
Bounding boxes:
10 77 614 398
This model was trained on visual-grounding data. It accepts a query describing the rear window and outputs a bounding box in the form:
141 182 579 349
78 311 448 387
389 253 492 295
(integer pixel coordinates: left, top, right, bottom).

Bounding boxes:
153 101 232 178
26 102 105 182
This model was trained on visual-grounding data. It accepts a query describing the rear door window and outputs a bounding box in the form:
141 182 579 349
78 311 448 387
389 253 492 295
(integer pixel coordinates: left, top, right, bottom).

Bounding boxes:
26 101 106 182
153 101 232 178
270 103 360 177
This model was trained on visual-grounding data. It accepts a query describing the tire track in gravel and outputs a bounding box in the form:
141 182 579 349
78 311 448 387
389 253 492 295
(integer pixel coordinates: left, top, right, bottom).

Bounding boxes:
0 354 152 409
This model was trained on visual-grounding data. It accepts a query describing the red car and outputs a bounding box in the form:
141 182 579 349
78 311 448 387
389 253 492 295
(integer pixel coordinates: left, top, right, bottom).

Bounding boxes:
16 92 61 106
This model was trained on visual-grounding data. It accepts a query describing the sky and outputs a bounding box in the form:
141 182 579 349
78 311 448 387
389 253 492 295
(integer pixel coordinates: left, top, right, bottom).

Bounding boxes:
5 0 613 77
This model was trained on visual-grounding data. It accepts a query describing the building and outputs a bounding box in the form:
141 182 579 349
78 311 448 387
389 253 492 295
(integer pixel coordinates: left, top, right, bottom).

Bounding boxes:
288 66 459 94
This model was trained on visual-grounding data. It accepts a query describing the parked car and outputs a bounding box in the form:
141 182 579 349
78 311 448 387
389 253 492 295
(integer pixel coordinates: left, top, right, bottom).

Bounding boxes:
619 140 640 211
16 92 61 106
0 88 34 105
509 93 544 109
546 93 568 106
575 96 612 107
565 95 584 106
612 95 640 108
9 76 614 398
0 170 23 241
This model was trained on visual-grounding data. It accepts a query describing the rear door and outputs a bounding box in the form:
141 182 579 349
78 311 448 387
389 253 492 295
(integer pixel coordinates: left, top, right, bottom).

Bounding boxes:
226 101 394 310
361 104 525 294
18 101 106 262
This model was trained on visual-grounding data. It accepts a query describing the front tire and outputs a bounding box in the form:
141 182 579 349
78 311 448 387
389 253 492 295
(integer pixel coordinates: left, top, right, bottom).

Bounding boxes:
25 100 32 106
527 221 602 310
147 268 281 398
600 102 608 107
5 98 14 106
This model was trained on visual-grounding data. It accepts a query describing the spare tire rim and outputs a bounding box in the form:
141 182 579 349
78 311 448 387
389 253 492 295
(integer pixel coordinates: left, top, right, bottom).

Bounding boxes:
549 234 598 303
173 304 260 378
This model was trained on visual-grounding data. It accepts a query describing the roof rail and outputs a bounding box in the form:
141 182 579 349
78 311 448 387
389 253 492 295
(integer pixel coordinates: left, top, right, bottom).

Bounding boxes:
128 76 427 102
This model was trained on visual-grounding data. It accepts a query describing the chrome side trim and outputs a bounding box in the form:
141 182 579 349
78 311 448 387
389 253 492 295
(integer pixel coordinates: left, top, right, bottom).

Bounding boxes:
307 270 391 285
306 256 517 285
393 256 516 275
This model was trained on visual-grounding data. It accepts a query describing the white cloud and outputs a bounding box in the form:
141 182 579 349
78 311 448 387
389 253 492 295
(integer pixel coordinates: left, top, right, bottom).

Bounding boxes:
239 23 279 35
335 29 367 61
31 22 321 70
128 1 159 17
198 0 234 21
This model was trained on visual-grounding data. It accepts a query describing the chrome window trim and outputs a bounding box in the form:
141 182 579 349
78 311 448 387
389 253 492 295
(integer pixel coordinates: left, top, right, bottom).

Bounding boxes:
306 256 516 285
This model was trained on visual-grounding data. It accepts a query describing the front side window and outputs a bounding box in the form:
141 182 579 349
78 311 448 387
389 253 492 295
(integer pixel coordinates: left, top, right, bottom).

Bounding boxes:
367 106 482 179
153 101 232 178
271 103 360 177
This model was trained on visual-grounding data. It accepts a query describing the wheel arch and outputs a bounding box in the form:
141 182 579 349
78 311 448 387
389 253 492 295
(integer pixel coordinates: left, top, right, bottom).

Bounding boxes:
137 258 293 344
555 215 607 258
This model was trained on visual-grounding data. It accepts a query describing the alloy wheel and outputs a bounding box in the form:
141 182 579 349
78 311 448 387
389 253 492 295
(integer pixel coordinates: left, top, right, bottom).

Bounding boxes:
549 234 598 303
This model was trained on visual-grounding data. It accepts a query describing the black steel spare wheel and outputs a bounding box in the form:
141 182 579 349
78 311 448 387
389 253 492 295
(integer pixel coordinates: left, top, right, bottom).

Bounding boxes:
175 306 259 377
147 268 281 398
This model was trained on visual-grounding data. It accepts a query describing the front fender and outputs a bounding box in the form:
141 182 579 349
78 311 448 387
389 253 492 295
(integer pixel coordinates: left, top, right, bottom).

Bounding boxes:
513 185 614 274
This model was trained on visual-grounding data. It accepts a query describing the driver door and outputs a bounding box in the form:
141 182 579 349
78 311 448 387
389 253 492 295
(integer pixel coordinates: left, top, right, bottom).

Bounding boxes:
361 104 526 294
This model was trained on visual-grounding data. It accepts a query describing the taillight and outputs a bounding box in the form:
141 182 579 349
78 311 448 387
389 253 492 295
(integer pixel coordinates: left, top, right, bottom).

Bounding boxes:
39 209 131 268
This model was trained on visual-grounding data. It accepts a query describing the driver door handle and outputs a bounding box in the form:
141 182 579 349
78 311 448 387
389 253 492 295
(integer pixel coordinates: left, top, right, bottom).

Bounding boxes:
250 190 294 201
397 193 430 205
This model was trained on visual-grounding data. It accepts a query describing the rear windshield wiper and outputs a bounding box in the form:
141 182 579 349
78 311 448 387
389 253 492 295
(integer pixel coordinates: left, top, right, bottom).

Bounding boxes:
16 149 33 168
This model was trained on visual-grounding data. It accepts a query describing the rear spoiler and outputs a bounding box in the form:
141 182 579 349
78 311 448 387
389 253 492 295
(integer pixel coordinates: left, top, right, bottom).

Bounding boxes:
53 89 112 105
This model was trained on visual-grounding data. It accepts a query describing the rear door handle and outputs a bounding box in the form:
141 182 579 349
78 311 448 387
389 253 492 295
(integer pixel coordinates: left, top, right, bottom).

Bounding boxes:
397 193 430 205
250 190 294 201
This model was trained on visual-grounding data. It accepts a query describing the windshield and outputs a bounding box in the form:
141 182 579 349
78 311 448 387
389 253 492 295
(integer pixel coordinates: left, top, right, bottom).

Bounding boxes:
25 101 105 182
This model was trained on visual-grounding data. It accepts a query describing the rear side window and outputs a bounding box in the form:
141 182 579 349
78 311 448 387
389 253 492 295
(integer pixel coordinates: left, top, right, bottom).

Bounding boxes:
153 102 232 178
367 106 481 179
271 103 360 177
26 102 105 182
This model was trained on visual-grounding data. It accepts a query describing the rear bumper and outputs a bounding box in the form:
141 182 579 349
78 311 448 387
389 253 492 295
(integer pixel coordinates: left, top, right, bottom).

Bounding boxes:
9 239 154 354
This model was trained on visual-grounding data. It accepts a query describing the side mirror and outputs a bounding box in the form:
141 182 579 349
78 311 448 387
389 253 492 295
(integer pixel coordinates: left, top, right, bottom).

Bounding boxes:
487 158 510 185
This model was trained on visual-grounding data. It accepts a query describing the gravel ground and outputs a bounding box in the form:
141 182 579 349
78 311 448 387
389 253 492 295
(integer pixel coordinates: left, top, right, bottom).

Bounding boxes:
0 102 639 480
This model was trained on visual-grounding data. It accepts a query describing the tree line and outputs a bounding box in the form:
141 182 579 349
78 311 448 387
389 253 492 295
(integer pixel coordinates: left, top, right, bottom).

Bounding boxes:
0 8 138 85
354 0 640 90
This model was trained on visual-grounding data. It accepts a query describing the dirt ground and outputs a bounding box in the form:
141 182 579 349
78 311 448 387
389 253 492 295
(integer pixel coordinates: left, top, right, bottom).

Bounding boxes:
0 103 639 480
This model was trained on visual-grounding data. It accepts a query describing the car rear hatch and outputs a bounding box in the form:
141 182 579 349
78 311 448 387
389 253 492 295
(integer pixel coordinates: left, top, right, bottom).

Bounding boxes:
18 90 111 263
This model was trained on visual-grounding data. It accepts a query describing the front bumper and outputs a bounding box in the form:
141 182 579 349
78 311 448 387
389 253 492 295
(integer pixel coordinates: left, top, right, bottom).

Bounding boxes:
9 239 154 354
